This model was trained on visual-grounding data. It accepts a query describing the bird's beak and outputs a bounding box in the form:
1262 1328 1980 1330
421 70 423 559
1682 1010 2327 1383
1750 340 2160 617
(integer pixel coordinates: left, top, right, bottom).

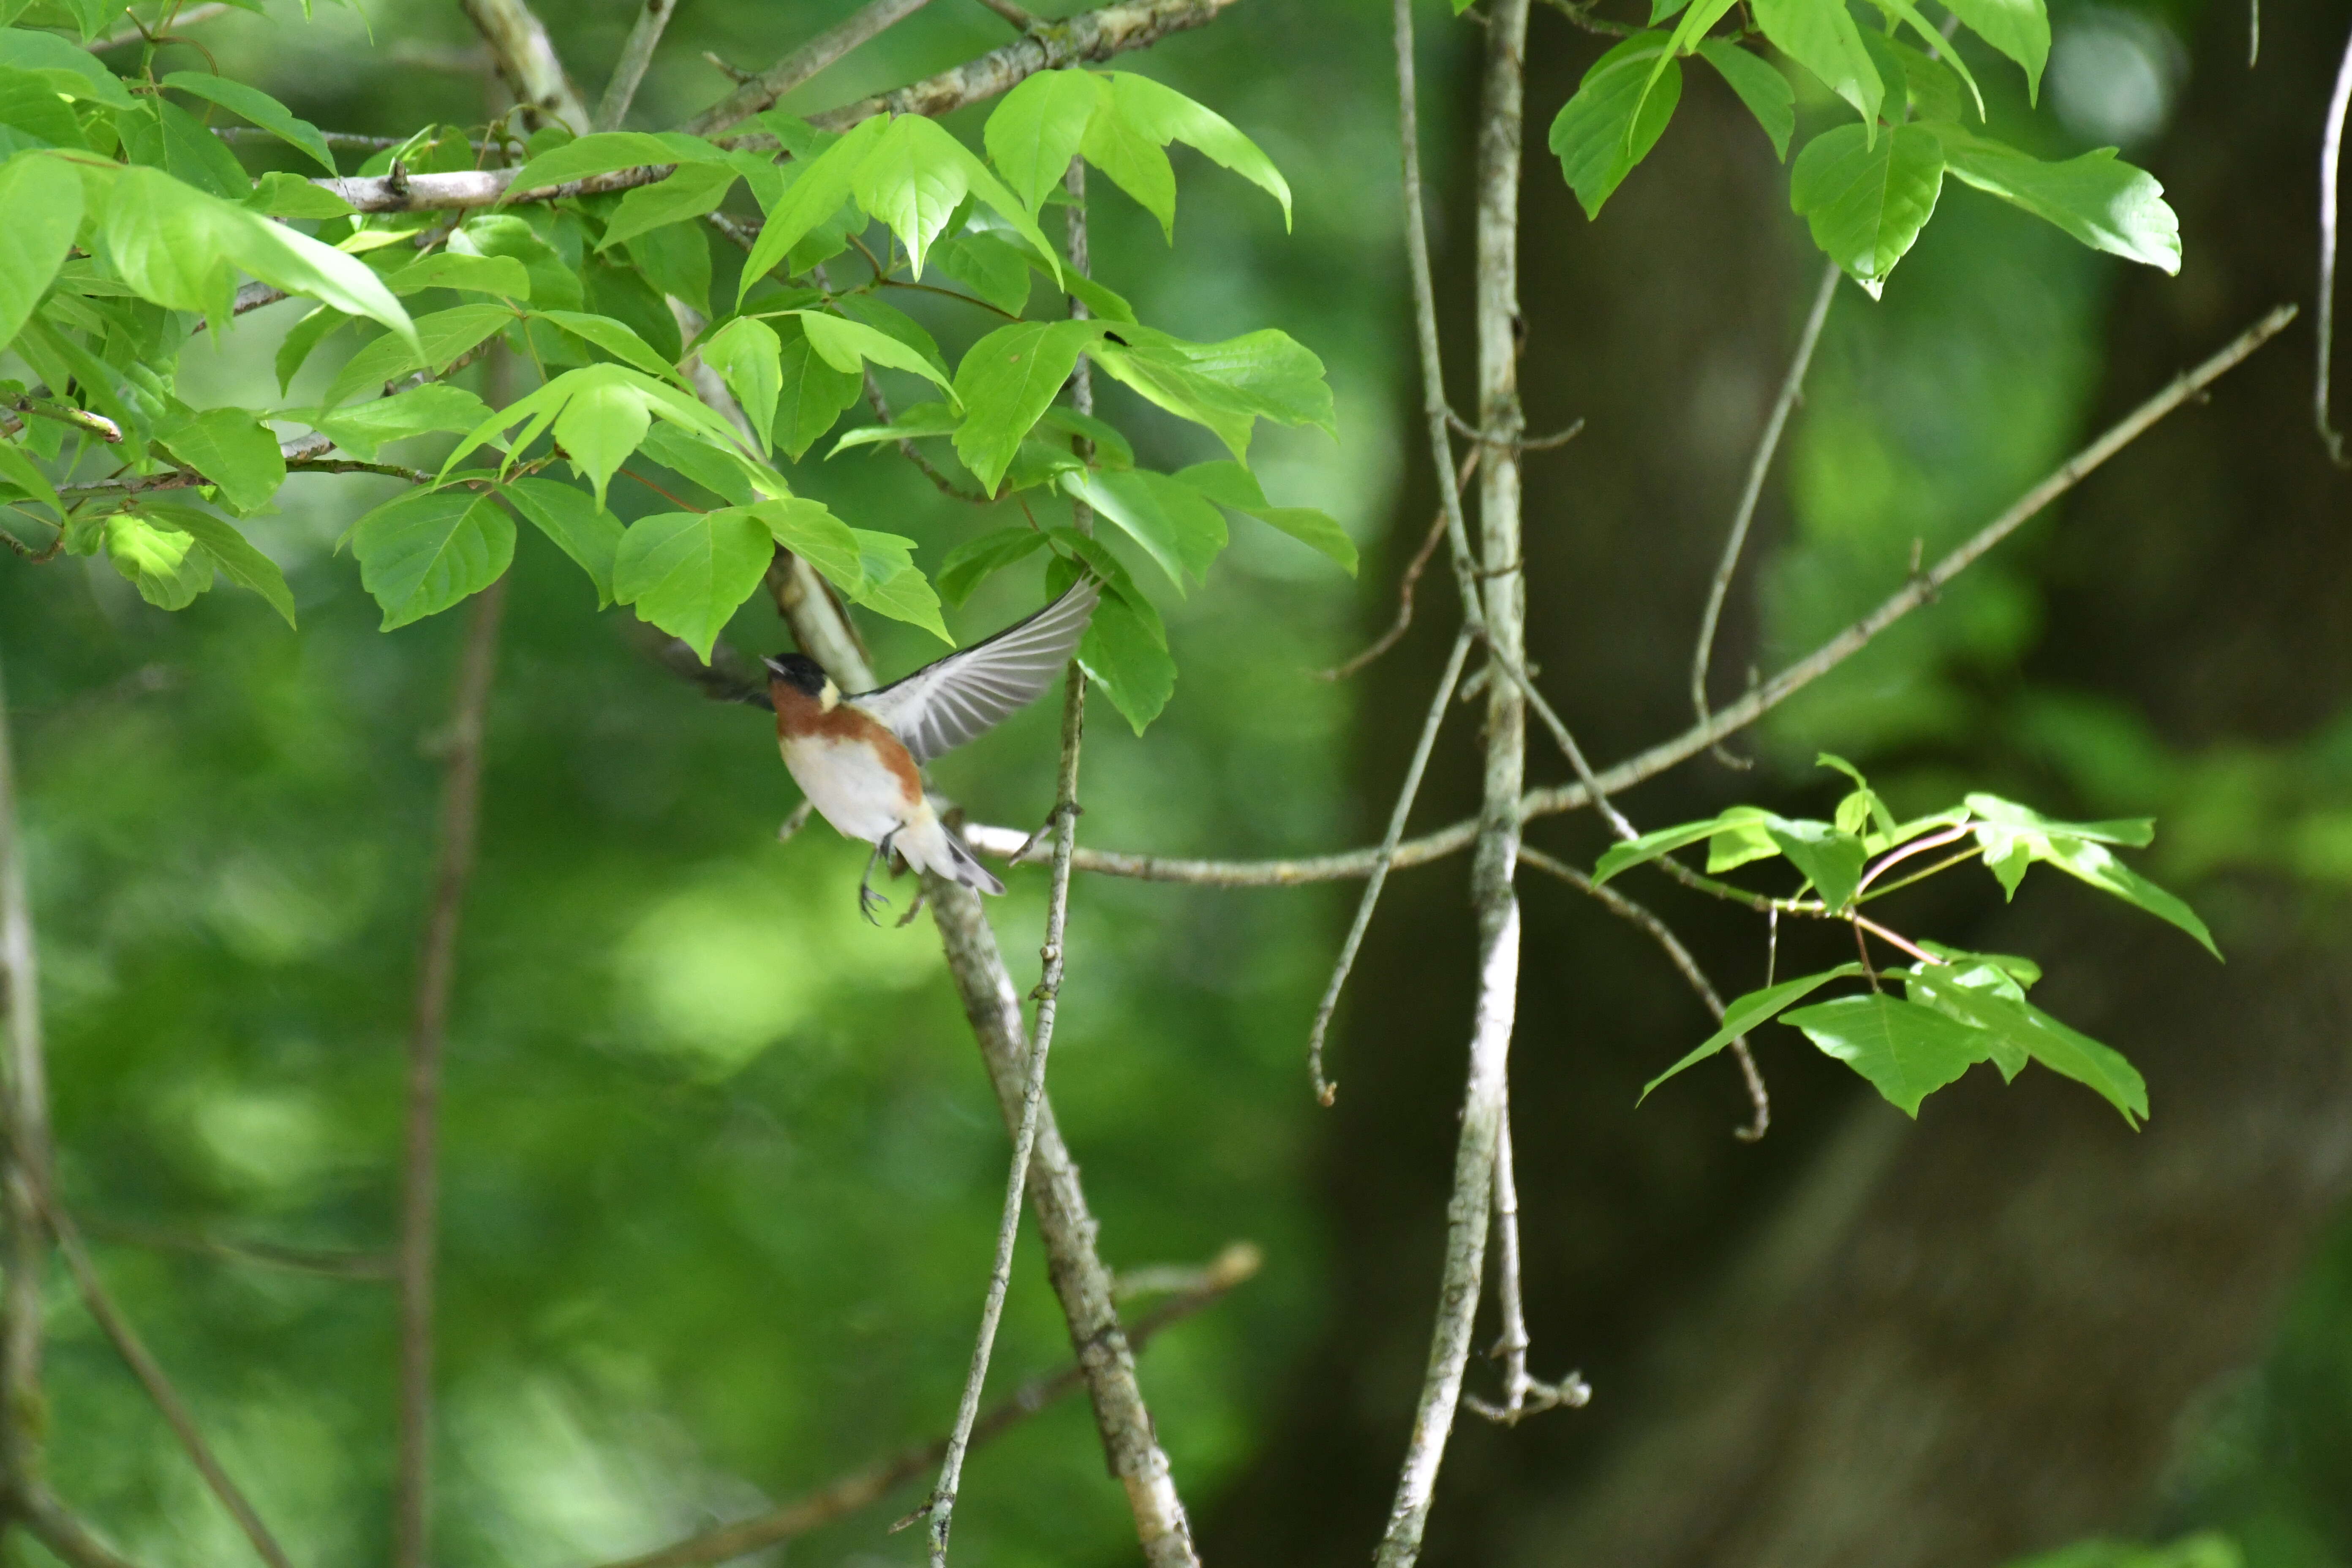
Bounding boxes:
760 656 789 678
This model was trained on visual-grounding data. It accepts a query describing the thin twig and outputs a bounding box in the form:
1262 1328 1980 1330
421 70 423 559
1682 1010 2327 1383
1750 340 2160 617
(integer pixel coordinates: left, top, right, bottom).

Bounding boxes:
85 3 230 49
1375 0 1534 1558
591 1244 1257 1568
974 0 1043 26
926 155 1100 1566
1691 260 1838 766
1518 847 1767 1139
1316 449 1475 681
1488 1108 1531 1414
16 1487 155 1568
79 1218 395 1282
394 575 510 1568
685 0 936 136
2317 22 2352 464
594 0 680 131
960 304 2299 885
36 1198 293 1568
1306 630 1474 1103
0 650 53 1492
460 0 592 130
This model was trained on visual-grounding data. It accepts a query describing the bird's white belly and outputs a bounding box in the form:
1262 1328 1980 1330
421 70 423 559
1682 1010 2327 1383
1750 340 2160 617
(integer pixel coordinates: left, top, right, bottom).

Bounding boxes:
781 734 916 845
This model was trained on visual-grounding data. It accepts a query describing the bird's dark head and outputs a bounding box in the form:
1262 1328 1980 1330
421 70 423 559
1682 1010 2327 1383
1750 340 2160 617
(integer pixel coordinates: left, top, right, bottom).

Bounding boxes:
761 652 830 699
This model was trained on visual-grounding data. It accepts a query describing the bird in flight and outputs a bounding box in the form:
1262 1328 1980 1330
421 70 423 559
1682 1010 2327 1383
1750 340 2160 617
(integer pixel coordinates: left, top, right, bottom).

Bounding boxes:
763 578 1100 922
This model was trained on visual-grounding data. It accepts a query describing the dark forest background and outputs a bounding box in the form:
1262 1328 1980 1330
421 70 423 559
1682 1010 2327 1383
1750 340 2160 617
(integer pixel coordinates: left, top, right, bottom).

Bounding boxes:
2 0 2348 1564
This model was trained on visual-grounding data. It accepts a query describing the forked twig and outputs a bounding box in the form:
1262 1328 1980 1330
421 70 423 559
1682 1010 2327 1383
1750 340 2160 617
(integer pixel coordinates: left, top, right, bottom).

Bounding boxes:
1317 449 1477 682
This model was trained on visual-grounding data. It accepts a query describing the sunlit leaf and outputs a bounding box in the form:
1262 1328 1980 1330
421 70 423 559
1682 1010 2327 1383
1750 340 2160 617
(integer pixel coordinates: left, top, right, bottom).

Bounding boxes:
1548 32 1682 219
501 476 623 607
1790 122 1944 298
613 506 773 662
350 486 512 630
1638 963 1867 1101
1783 993 1990 1116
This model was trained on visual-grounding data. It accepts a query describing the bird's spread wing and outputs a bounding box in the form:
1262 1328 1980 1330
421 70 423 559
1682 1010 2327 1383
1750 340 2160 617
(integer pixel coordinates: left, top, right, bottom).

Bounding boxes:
857 578 1101 764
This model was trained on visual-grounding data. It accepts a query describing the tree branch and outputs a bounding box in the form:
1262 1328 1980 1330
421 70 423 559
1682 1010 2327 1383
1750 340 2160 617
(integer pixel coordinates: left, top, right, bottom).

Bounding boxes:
0 651 52 1504
1306 629 1473 1104
14 1487 153 1568
924 156 1099 1567
460 0 592 131
36 1198 292 1568
588 1244 1257 1568
683 0 937 137
960 302 2298 887
1375 0 1533 1559
594 0 680 131
2315 22 2352 463
394 576 510 1568
1691 260 1839 765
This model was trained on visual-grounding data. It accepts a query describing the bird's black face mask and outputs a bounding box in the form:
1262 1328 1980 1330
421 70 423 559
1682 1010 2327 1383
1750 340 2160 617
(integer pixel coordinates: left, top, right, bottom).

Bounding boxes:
762 653 830 699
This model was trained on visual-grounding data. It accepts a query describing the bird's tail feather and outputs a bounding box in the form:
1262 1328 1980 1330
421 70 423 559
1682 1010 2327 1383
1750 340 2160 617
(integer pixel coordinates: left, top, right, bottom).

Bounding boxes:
939 830 1007 896
898 817 1006 896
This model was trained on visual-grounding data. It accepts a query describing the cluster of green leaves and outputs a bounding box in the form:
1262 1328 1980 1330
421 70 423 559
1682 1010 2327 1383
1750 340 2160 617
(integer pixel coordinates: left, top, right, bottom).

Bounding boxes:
0 13 1345 732
1604 756 2219 1125
1543 0 2180 296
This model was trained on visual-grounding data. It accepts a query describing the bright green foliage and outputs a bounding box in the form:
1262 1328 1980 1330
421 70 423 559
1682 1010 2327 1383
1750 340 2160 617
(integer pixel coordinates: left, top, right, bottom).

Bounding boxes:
703 316 784 450
103 510 214 609
164 72 338 173
297 384 495 461
1613 760 2215 1120
135 501 298 628
1541 0 2179 300
155 406 286 514
502 475 623 607
613 506 777 661
0 155 87 346
952 319 1103 494
349 487 515 630
985 68 1105 212
1063 468 1226 591
1548 33 1682 219
1175 460 1356 574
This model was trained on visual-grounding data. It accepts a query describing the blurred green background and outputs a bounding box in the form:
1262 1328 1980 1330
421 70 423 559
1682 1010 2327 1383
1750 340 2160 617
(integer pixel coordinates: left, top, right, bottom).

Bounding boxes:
3 0 2350 1565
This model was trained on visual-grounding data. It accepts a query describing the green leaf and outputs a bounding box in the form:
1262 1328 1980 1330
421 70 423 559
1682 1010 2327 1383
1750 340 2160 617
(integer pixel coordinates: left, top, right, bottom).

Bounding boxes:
1764 816 1867 909
0 65 92 151
1964 793 2153 847
351 487 513 630
931 232 1034 317
1638 963 1867 1101
1062 468 1227 591
246 172 357 220
1045 526 1164 647
1932 128 2179 274
1088 327 1332 461
0 152 83 348
1103 73 1292 229
505 131 727 195
1939 0 2049 101
534 309 681 382
275 306 348 395
1695 41 1793 161
734 114 882 293
843 528 950 643
1783 993 1991 1116
623 221 711 317
1790 122 1944 299
771 318 864 460
323 303 512 407
599 163 740 252
0 438 63 523
1903 959 2030 1078
1592 806 1772 885
702 316 781 454
119 96 252 201
1080 93 1176 240
103 166 417 351
1861 27 1963 125
1069 566 1174 732
0 27 138 107
1971 815 2219 958
552 374 652 507
164 71 336 174
1633 0 1735 149
613 506 773 662
385 252 532 300
985 68 1108 212
787 310 957 400
1906 966 2146 1125
854 114 1060 282
156 406 285 514
302 383 493 461
1173 458 1356 573
936 526 1047 607
829 399 962 456
452 214 581 312
501 475 622 608
132 501 297 627
751 495 865 591
104 511 213 609
1753 0 1881 134
1868 0 1984 120
950 319 1102 494
1548 33 1682 219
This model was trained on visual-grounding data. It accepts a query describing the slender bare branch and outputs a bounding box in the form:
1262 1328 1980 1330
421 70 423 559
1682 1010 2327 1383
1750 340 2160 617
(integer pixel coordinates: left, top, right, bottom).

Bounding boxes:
1375 0 1534 1558
37 1200 292 1568
1517 847 1767 1139
1317 449 1476 682
973 0 1043 27
962 303 2298 886
85 3 231 49
395 577 510 1568
0 651 53 1494
1488 1109 1531 1413
15 1488 155 1568
591 1245 1255 1568
685 0 936 137
2317 22 2352 463
460 0 592 130
1307 629 1473 1104
79 1218 395 1282
595 0 679 131
1692 260 1839 765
